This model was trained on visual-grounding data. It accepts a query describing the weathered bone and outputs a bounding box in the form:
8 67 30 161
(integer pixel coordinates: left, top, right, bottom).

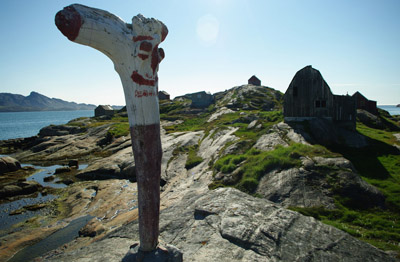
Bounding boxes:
55 4 167 252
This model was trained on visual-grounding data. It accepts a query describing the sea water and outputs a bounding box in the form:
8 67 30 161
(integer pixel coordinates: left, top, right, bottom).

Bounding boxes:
0 110 93 141
378 105 400 116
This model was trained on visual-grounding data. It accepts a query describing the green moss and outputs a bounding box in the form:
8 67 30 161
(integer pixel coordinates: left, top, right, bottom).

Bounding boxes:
212 143 334 194
107 122 130 138
159 99 187 115
170 144 204 170
185 145 204 169
163 115 208 133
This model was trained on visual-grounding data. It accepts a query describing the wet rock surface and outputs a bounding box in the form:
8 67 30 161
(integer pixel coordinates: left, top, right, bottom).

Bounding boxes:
0 180 43 199
0 156 21 174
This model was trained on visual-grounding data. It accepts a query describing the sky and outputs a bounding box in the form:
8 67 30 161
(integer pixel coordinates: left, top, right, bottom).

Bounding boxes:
0 0 399 106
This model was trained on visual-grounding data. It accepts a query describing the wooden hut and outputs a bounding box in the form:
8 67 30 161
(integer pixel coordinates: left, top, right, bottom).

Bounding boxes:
184 91 214 108
95 105 114 117
158 91 170 100
352 91 377 115
248 75 261 86
284 66 355 129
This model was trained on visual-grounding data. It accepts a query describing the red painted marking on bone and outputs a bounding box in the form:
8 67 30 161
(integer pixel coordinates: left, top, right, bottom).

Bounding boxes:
161 24 168 42
150 47 165 74
151 45 160 74
133 35 154 42
140 41 152 52
135 90 156 98
135 90 142 98
55 5 82 41
131 71 155 86
138 54 149 60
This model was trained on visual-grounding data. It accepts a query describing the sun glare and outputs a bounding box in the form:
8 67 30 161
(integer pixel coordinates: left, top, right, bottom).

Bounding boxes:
196 14 220 46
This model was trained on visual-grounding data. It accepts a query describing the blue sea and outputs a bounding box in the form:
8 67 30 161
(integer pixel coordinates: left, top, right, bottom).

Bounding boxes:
0 110 93 141
378 105 400 116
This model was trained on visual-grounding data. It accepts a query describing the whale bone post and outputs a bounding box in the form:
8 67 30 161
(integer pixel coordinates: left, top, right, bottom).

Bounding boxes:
55 4 168 253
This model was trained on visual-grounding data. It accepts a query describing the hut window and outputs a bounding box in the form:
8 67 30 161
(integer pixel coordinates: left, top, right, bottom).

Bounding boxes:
315 100 326 108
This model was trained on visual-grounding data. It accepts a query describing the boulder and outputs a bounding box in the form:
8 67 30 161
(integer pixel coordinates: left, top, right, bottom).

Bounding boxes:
0 156 21 174
54 166 71 174
76 147 135 180
58 179 74 185
39 125 86 137
357 109 400 131
256 157 385 209
13 124 112 163
207 107 234 122
0 180 42 198
43 175 55 182
0 185 22 198
254 132 288 151
42 188 395 262
256 167 336 208
68 159 79 168
247 120 258 129
79 219 105 238
222 85 282 111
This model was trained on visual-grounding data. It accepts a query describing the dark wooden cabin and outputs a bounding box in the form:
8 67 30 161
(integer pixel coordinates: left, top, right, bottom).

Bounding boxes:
248 75 261 86
186 91 214 108
95 105 114 117
352 91 377 115
158 91 170 100
284 66 356 129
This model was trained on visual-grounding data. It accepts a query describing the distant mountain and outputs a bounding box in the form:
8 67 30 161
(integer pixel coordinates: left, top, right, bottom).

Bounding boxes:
0 91 96 112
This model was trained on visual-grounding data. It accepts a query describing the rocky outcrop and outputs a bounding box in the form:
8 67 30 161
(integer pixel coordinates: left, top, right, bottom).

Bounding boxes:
217 84 283 111
13 124 113 162
76 147 135 180
41 188 395 262
256 156 385 209
211 121 384 210
0 180 42 198
207 107 234 122
39 125 86 137
357 109 400 131
198 127 238 160
254 122 310 152
0 156 21 174
394 134 400 150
